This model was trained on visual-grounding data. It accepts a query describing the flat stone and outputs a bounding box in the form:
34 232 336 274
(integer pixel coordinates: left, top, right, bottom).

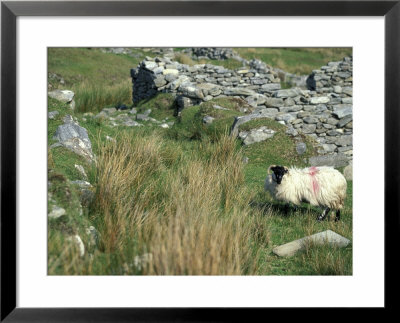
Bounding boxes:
224 87 256 96
260 83 281 92
309 96 330 104
309 154 349 168
202 115 215 124
239 126 275 145
275 113 296 123
333 105 352 119
48 111 59 119
296 142 307 155
245 94 268 107
179 83 204 99
301 124 317 134
335 135 352 147
274 89 300 98
273 230 351 257
48 206 66 219
48 90 74 103
163 68 179 76
337 115 353 128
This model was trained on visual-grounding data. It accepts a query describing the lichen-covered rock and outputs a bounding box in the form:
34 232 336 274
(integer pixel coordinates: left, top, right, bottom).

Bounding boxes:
53 115 94 161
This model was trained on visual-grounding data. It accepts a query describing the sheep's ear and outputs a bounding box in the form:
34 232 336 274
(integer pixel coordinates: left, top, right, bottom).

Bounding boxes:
283 166 289 173
268 165 276 174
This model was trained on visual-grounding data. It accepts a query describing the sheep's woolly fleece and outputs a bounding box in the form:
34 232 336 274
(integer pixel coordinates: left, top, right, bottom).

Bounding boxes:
265 166 347 210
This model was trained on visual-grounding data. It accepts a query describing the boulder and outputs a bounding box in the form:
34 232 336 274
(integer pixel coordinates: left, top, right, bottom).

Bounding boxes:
273 230 351 257
48 90 74 103
53 116 94 161
238 126 275 145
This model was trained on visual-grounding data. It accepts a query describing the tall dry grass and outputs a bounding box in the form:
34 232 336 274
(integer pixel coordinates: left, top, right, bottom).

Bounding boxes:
92 132 264 275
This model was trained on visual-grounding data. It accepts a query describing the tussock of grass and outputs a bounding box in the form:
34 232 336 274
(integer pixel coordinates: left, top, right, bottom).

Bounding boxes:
75 80 132 113
88 132 264 275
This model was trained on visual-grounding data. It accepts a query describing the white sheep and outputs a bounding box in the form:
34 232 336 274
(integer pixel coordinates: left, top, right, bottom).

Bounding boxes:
265 165 347 221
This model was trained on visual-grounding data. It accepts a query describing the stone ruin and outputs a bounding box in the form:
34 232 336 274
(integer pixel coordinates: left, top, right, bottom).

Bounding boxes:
130 49 353 168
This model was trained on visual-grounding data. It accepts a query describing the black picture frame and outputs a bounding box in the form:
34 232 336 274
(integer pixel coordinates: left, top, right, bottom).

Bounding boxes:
1 0 398 321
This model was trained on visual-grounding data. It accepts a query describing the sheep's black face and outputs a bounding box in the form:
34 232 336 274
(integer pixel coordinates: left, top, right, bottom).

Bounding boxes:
271 166 288 184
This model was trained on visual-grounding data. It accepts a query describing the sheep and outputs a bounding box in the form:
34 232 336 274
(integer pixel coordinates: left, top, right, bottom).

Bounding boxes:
265 165 347 221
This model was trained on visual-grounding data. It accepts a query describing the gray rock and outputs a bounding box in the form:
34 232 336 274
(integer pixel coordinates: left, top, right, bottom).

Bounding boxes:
274 89 300 98
333 85 342 93
336 135 352 147
275 113 296 123
224 87 256 96
179 83 204 99
342 87 353 96
309 154 349 168
196 83 222 97
273 230 351 257
337 115 353 128
264 97 284 108
74 164 87 178
309 96 330 104
154 76 167 88
53 117 94 161
303 116 319 124
48 89 74 103
67 235 85 257
296 142 307 155
333 105 352 119
245 94 268 107
48 111 59 120
202 115 215 124
341 97 353 104
301 124 317 134
286 127 298 137
343 163 353 180
124 120 141 127
136 114 150 121
239 126 275 145
48 206 66 219
70 180 92 189
322 144 337 153
260 83 281 92
143 61 158 70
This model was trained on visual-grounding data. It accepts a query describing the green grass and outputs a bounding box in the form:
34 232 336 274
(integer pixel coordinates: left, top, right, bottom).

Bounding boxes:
48 47 353 276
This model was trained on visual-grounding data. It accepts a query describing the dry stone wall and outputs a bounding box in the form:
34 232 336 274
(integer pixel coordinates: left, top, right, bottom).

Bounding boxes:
131 54 353 167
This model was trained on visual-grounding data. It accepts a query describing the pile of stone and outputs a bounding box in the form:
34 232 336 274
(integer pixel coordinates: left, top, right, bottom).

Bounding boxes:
131 56 281 107
183 47 238 60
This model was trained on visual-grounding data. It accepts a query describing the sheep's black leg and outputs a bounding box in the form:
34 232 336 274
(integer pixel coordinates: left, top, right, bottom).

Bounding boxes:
317 207 330 221
335 210 341 222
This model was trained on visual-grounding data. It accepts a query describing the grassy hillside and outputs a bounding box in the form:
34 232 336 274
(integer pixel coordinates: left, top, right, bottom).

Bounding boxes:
48 48 352 275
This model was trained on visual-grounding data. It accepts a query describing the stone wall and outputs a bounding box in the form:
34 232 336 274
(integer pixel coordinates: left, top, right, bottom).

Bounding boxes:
131 54 353 167
183 47 238 60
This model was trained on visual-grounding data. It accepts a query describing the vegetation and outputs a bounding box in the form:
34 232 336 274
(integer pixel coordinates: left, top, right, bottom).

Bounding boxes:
48 47 352 275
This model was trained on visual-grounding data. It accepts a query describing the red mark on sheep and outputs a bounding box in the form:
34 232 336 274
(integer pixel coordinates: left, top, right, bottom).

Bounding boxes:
309 166 319 194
